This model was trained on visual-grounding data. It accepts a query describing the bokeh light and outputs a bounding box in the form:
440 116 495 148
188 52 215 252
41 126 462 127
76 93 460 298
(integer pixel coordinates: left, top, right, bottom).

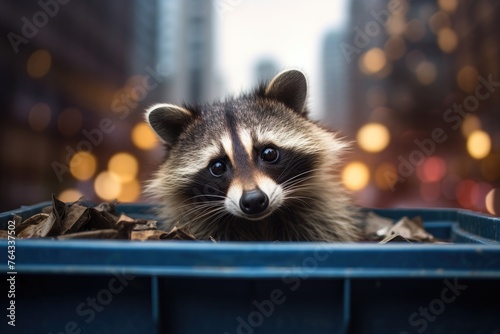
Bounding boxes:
117 179 141 202
57 108 83 136
437 28 458 53
461 115 481 138
457 66 479 93
454 180 493 211
69 152 97 181
357 123 390 153
28 103 51 131
438 0 458 13
132 122 158 150
374 163 398 191
467 130 491 159
58 189 83 202
455 179 479 209
359 48 387 75
415 61 437 85
384 36 406 61
485 188 500 216
386 15 406 36
475 182 493 211
108 152 139 183
342 161 370 191
27 49 52 78
94 171 122 201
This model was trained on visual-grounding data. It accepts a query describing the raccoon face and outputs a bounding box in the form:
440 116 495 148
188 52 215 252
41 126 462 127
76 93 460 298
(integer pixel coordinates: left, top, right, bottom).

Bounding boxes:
145 70 348 224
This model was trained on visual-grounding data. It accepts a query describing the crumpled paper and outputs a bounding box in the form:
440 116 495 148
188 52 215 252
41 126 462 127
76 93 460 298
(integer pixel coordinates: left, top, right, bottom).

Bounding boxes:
362 211 446 244
11 194 163 240
2 196 446 243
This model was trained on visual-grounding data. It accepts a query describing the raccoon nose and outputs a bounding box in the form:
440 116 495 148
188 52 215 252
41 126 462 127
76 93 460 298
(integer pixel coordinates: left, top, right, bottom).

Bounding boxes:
240 189 269 215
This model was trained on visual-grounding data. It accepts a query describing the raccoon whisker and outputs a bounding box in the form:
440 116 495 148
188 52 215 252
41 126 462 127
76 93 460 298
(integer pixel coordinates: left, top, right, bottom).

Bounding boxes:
283 195 316 207
178 201 226 218
282 182 330 193
180 194 227 204
281 176 318 190
281 182 320 195
281 185 321 200
190 208 230 234
174 206 226 231
274 205 292 220
282 175 336 189
174 195 227 210
181 202 221 214
173 204 219 218
279 168 326 187
180 203 225 215
207 211 231 226
153 190 224 211
284 166 334 181
276 166 315 185
282 191 323 205
173 203 225 224
269 186 280 202
189 193 228 200
191 207 227 225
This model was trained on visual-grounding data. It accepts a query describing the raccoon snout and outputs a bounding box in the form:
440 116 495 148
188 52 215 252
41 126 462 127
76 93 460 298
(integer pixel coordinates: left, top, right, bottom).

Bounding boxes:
239 189 269 215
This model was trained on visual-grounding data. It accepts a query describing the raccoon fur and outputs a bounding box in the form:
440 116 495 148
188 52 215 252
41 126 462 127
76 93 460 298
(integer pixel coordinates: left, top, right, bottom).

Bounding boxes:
144 69 360 242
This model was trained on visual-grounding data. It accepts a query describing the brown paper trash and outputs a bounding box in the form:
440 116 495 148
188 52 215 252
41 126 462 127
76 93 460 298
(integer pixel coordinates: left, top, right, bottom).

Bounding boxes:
362 211 449 244
8 195 167 241
2 195 447 243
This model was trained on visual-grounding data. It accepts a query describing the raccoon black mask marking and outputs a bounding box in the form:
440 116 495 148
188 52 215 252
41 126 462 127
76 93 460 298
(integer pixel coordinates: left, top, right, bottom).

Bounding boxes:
145 69 360 241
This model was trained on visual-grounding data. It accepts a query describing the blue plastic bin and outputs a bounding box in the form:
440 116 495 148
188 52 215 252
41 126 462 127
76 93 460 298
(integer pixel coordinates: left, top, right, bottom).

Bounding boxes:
1 203 500 334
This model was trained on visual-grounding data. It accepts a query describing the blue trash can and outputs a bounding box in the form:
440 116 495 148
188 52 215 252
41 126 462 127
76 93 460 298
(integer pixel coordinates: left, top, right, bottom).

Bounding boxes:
1 202 499 333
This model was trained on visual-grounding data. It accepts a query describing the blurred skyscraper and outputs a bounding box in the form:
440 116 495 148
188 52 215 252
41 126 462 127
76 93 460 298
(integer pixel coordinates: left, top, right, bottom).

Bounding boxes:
164 0 216 104
0 0 161 210
157 0 179 77
132 1 161 74
322 29 351 132
333 0 500 209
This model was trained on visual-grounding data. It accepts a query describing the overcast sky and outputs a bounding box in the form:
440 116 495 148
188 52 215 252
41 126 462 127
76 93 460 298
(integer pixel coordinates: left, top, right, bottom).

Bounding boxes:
216 0 348 119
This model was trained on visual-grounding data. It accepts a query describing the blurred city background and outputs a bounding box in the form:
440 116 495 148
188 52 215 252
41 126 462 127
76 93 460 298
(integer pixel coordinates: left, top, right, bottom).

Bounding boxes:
1 0 499 215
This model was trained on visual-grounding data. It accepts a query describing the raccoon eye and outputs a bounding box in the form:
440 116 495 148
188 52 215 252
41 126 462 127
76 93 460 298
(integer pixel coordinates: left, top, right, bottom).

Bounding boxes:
209 160 227 177
261 147 279 163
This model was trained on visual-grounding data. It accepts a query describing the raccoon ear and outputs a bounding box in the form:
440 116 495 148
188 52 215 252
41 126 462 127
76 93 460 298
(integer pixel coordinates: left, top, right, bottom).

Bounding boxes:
264 69 308 115
145 103 195 147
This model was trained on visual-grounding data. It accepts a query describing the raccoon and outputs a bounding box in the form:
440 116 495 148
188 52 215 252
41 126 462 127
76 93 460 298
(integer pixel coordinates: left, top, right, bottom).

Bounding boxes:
145 69 360 241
